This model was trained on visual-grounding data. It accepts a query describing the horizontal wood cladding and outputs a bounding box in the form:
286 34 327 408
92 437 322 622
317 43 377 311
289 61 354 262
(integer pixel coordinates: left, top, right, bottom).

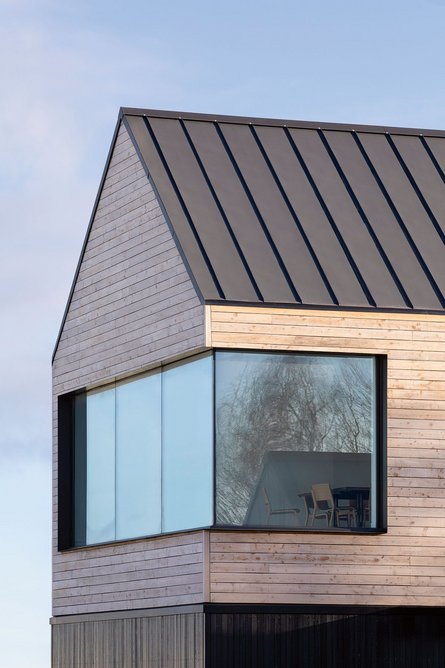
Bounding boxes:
208 305 445 606
52 123 206 616
52 609 204 668
53 123 204 394
52 531 205 615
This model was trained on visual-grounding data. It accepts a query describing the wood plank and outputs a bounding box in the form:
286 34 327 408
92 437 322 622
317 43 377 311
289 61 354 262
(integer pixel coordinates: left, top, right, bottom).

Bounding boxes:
52 612 204 668
208 304 445 606
209 304 445 322
53 125 205 615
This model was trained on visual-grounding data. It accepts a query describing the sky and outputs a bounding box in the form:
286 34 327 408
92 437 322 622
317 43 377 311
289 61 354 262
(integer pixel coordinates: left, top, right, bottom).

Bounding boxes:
1 0 445 665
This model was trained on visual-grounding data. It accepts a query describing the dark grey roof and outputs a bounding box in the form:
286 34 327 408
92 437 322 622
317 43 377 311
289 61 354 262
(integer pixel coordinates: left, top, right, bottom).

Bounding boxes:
123 108 445 311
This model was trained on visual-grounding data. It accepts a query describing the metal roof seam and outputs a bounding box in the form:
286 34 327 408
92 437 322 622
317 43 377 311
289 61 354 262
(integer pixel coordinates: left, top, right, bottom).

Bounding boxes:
249 124 339 306
385 134 445 246
283 127 376 308
352 132 445 309
143 116 226 300
318 130 413 309
178 119 264 302
420 137 445 184
213 121 302 304
53 108 445 360
122 116 206 306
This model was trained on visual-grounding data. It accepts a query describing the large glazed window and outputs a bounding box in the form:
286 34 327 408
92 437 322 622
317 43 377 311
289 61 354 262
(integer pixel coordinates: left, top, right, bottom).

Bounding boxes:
62 354 213 548
58 349 384 550
86 386 116 544
162 357 213 532
215 352 382 530
115 373 162 540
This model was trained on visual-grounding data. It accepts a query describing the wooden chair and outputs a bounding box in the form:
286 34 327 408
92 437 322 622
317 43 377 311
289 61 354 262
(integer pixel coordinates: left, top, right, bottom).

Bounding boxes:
311 484 356 528
301 492 315 526
310 483 334 526
363 498 371 525
262 487 300 526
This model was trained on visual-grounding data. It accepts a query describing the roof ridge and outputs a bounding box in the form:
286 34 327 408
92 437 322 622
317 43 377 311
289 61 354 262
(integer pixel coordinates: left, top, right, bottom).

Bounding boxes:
120 107 445 138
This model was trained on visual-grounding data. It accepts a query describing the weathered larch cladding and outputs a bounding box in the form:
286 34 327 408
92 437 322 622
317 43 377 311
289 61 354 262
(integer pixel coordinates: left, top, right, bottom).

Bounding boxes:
208 306 445 607
53 123 205 394
52 123 206 618
52 608 205 668
51 108 445 667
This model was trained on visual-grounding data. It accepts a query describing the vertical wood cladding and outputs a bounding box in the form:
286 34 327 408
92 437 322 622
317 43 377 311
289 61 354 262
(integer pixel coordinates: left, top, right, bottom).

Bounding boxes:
208 306 445 607
52 609 204 668
206 607 445 668
51 606 445 668
52 124 205 616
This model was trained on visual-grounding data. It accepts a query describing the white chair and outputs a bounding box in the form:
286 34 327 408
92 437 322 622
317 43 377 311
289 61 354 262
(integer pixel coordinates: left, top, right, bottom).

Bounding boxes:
262 487 300 526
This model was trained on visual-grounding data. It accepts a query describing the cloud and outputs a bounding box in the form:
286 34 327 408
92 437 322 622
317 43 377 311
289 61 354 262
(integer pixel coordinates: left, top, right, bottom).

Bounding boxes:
0 456 51 668
0 3 189 462
0 5 190 663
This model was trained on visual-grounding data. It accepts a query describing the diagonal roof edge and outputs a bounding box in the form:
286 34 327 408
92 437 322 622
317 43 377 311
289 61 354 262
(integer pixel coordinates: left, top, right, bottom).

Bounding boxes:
122 115 206 305
121 107 445 138
52 112 124 364
52 110 208 364
53 107 445 363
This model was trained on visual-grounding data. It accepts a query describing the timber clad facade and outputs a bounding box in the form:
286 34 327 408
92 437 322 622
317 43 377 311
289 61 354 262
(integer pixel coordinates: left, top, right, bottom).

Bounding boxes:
52 108 445 667
208 307 445 607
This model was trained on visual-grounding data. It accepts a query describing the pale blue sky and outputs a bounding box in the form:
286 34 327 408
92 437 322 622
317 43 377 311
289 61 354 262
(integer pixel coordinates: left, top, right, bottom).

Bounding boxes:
1 0 444 665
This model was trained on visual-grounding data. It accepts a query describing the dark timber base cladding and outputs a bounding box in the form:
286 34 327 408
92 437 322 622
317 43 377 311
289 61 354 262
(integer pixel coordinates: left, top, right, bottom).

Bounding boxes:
51 607 204 668
206 605 445 668
51 605 445 667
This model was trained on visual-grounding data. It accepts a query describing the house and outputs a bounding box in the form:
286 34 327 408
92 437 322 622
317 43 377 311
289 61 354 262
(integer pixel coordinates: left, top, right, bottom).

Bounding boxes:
51 108 445 667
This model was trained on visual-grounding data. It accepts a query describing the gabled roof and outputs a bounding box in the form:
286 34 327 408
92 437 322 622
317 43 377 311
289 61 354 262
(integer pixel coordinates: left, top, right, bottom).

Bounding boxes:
54 108 445 362
123 107 445 311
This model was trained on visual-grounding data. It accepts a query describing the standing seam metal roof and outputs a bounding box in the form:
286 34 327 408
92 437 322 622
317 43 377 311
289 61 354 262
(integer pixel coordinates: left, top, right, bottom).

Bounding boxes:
122 108 445 312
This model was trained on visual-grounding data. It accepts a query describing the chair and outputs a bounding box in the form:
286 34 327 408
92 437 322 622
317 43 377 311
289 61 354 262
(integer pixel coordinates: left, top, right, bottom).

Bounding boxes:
262 487 300 526
301 492 315 527
363 497 371 525
311 484 356 528
310 483 334 526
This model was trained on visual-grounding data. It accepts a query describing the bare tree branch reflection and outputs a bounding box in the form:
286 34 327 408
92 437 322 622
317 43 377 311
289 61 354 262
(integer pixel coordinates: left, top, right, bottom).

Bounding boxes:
216 356 373 524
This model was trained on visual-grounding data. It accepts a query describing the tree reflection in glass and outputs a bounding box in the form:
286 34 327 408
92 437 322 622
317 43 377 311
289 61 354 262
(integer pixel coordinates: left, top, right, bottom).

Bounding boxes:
215 352 376 528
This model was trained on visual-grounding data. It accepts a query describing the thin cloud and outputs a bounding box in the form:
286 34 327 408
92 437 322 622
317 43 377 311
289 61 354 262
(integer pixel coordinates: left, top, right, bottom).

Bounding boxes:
0 6 188 465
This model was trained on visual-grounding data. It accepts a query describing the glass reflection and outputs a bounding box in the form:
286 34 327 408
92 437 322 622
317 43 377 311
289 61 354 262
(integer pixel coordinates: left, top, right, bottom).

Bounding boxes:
116 373 161 540
215 352 377 530
86 386 116 544
162 355 213 533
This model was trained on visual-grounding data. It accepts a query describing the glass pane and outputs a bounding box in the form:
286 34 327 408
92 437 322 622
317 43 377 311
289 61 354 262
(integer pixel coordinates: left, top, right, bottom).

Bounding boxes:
216 352 377 530
86 386 116 544
162 355 213 533
116 372 161 539
73 392 87 547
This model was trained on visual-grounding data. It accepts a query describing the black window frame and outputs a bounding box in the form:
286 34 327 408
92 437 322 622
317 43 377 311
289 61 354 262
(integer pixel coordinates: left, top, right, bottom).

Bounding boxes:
213 349 387 535
57 350 387 551
58 388 86 551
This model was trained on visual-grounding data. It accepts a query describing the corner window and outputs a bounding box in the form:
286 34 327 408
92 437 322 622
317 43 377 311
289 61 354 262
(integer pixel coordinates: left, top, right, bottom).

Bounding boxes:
58 354 213 549
215 352 383 530
58 350 385 550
